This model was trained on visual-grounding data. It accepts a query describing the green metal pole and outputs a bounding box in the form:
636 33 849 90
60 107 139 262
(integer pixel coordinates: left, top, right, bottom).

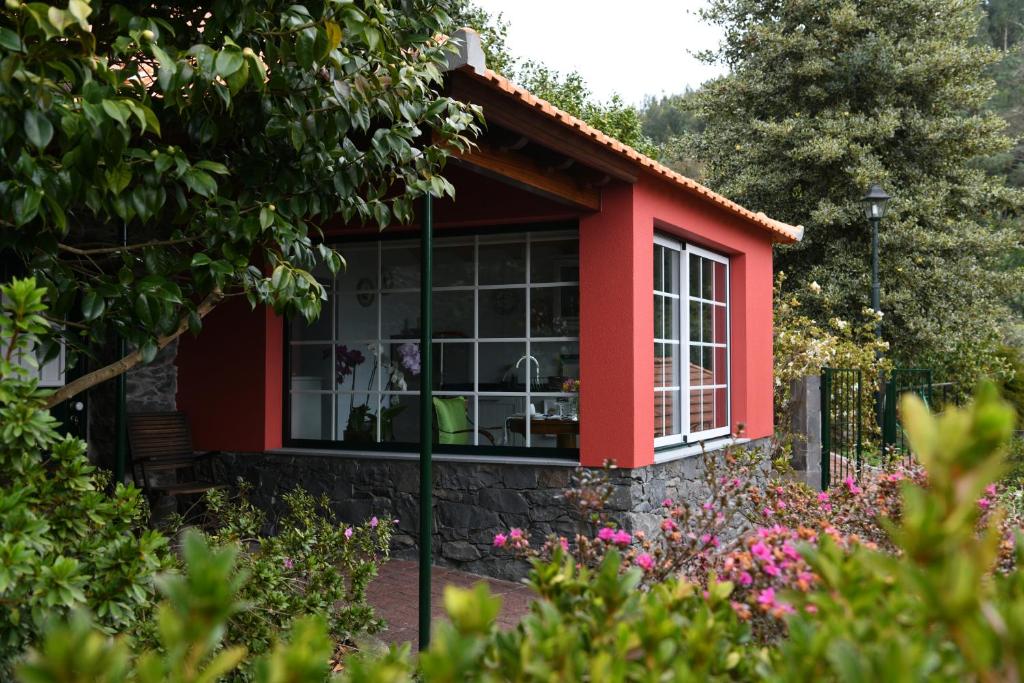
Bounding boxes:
114 221 128 485
870 215 885 443
418 193 434 651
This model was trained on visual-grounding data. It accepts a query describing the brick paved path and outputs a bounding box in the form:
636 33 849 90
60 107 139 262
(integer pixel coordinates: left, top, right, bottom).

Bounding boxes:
367 560 534 645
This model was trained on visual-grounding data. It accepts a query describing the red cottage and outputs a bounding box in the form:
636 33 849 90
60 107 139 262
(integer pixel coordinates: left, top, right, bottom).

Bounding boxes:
169 30 802 577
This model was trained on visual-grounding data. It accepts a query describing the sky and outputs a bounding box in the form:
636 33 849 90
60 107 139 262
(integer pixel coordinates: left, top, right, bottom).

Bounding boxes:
470 0 727 106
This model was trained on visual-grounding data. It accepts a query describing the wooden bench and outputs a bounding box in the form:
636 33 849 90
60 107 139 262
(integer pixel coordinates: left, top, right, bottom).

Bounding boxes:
127 411 223 513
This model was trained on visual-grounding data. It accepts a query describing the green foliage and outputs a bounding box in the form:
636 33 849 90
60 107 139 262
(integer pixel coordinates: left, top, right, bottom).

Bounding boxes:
451 2 658 155
16 531 337 683
640 90 706 176
0 278 171 672
0 0 478 387
198 486 393 676
686 0 1024 386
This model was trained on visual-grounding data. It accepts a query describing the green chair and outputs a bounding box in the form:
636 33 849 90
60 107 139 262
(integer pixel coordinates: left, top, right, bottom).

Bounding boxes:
433 396 496 445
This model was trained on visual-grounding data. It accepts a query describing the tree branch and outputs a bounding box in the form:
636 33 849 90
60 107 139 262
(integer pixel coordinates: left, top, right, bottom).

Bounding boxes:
58 238 195 256
43 289 224 408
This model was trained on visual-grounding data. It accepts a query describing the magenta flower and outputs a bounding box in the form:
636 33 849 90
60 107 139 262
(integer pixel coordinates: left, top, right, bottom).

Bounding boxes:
751 541 771 561
612 530 632 547
635 553 654 571
559 537 569 552
598 527 616 542
782 543 799 560
842 477 862 495
344 527 353 539
509 528 523 540
978 497 992 510
493 533 508 548
817 491 830 503
757 588 776 607
661 518 678 532
762 563 781 577
985 483 998 497
661 498 673 508
283 557 294 570
370 516 379 528
739 571 753 587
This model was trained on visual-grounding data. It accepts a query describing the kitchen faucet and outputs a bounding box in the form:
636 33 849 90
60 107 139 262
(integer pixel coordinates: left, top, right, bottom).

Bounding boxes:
515 354 541 389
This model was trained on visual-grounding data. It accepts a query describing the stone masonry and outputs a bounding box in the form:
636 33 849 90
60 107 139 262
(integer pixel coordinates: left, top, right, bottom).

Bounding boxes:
219 439 770 581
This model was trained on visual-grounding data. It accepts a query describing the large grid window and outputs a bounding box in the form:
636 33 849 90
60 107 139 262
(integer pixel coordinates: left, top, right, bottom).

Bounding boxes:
654 235 730 447
287 229 581 451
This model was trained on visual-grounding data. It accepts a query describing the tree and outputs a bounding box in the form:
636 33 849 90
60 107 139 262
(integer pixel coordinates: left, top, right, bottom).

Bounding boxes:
640 90 706 177
981 0 1024 51
686 0 1024 384
451 2 658 155
0 0 479 406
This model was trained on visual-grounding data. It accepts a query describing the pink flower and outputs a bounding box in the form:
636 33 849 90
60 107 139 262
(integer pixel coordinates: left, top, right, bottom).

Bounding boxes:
661 518 678 532
986 484 998 497
344 527 353 539
598 527 616 542
739 571 753 586
843 477 862 495
757 588 775 607
559 537 569 552
370 516 379 528
702 502 714 511
763 507 774 517
493 533 508 547
804 604 818 614
661 498 673 507
509 528 523 540
776 602 795 615
782 543 799 560
635 553 654 571
751 542 771 561
978 497 992 511
817 492 830 503
612 530 632 547
762 563 781 577
283 557 294 570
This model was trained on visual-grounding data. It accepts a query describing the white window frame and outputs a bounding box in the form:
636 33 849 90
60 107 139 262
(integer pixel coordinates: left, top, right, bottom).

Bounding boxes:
287 229 581 449
654 235 731 448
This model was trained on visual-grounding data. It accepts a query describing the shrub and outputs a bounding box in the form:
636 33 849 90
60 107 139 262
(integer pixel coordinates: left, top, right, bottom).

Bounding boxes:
198 485 393 674
0 278 171 673
16 531 336 683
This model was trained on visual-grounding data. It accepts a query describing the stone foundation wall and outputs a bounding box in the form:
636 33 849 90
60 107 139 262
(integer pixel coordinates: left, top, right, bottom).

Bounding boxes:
219 439 770 581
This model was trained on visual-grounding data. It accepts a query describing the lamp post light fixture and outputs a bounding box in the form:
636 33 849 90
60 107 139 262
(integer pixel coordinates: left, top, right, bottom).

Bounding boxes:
861 183 891 343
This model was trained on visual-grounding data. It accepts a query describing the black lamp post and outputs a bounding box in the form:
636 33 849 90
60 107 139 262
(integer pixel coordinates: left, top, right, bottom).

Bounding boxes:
861 183 891 432
861 183 891 343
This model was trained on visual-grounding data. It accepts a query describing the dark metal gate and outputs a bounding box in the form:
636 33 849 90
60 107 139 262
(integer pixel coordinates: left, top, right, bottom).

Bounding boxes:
881 367 932 465
820 367 862 489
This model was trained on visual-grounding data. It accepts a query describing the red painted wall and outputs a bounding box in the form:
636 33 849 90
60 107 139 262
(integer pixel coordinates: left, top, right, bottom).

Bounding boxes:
176 298 283 452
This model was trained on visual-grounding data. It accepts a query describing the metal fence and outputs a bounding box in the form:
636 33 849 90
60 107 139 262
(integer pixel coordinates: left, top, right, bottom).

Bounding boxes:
881 367 933 465
820 367 863 489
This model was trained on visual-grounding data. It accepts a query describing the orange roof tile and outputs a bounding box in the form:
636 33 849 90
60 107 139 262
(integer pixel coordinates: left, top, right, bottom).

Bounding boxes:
459 66 803 243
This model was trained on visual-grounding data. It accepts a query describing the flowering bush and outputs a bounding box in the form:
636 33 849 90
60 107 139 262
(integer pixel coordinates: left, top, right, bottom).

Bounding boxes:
197 486 393 679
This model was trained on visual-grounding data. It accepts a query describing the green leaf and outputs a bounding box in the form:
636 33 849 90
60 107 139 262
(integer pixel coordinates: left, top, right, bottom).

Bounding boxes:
101 100 130 127
215 48 244 77
183 169 217 198
194 160 229 175
24 110 54 150
105 165 132 195
81 291 105 321
67 0 91 24
259 207 274 229
0 28 24 52
13 188 43 226
190 253 212 267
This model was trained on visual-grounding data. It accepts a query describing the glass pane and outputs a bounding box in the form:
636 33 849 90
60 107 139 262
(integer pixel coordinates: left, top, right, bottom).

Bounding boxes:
532 239 578 283
532 341 579 392
338 393 381 444
434 341 473 391
290 298 332 341
290 393 332 440
689 253 700 296
666 248 680 295
702 258 714 300
702 304 714 343
689 389 702 432
479 241 525 285
434 242 474 287
381 342 423 391
714 346 727 385
381 241 419 289
689 300 701 342
713 304 727 344
669 388 681 436
289 345 333 391
701 389 714 431
667 342 680 389
381 292 420 340
690 346 702 387
714 388 728 430
653 244 664 292
479 396 526 446
335 342 377 392
527 401 580 448
654 343 666 388
654 294 663 339
531 286 579 337
479 288 525 338
654 392 667 439
433 395 478 445
477 342 527 392
434 290 474 338
702 346 713 385
666 294 678 341
713 262 727 303
378 394 419 444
